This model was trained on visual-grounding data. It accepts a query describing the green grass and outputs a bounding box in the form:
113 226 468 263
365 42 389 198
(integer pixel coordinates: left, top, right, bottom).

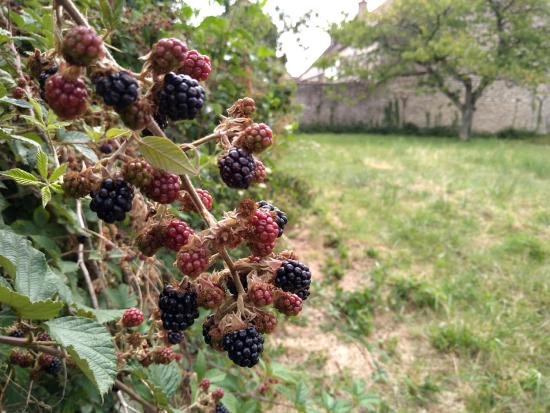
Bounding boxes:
281 134 550 412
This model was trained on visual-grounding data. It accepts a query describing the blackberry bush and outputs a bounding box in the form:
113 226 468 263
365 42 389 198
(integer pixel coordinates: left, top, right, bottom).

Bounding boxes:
0 5 310 411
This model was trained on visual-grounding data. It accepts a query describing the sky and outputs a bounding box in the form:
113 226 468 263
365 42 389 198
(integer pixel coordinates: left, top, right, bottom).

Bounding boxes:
183 0 389 77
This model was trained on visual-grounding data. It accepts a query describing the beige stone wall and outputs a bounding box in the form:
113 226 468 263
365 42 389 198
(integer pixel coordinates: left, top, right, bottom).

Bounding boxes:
296 78 550 133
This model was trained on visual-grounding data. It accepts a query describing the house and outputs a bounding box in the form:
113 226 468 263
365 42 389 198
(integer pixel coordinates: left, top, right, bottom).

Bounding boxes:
295 1 550 134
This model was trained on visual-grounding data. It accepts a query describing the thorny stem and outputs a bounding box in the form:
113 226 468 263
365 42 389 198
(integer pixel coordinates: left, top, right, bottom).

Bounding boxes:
180 132 220 152
76 199 99 309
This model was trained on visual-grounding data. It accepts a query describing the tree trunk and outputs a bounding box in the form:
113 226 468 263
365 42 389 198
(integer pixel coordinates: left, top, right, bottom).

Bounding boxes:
459 84 475 141
459 105 474 141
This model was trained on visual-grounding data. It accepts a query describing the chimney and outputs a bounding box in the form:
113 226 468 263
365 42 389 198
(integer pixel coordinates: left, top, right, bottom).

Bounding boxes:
358 0 368 17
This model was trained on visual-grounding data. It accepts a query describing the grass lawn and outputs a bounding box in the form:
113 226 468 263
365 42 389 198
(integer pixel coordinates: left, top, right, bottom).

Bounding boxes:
279 133 550 412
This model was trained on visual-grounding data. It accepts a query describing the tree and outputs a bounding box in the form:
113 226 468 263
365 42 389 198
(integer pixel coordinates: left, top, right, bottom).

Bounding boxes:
329 0 550 140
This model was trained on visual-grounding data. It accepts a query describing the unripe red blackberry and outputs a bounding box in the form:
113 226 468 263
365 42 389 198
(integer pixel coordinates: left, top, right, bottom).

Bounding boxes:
93 71 138 110
250 240 276 257
136 223 166 257
119 98 151 131
222 326 264 368
149 38 188 75
179 50 212 81
44 73 88 120
274 291 303 316
156 72 206 120
62 171 95 198
152 347 175 364
90 178 134 223
36 332 51 342
62 25 105 66
164 219 194 251
252 159 267 184
250 209 279 244
257 201 288 238
218 148 256 189
145 169 181 204
247 282 273 307
275 259 311 300
12 87 25 99
199 378 210 391
122 307 144 328
158 284 199 332
176 244 209 278
253 311 277 334
180 188 213 212
122 159 154 189
9 349 34 368
235 123 273 153
212 388 225 400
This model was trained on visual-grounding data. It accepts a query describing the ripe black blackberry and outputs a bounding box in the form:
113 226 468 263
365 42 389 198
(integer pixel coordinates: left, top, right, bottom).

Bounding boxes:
44 357 62 375
90 178 134 223
8 328 25 338
218 148 256 189
167 330 182 345
158 285 199 332
258 201 288 237
275 260 311 300
216 403 230 413
156 72 205 120
222 326 264 368
94 71 138 110
39 67 58 100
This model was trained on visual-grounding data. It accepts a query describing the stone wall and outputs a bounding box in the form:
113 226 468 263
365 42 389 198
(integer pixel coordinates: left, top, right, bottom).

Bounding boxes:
295 78 550 133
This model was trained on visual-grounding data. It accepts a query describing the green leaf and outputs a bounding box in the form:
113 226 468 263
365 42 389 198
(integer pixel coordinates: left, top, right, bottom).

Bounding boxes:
0 284 62 319
0 96 32 109
105 128 131 139
36 150 48 180
41 186 51 208
102 284 137 308
0 168 40 186
295 380 308 406
73 144 99 163
139 136 198 175
147 362 182 397
46 317 117 396
194 349 206 380
49 163 67 183
28 96 44 123
0 229 58 301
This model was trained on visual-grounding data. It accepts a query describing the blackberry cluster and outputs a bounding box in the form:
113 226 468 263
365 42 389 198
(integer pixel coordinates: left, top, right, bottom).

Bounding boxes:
156 72 205 120
158 285 199 336
275 260 311 300
222 326 264 368
90 178 134 223
218 148 256 189
216 403 230 413
94 71 138 110
258 201 288 237
44 73 88 120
